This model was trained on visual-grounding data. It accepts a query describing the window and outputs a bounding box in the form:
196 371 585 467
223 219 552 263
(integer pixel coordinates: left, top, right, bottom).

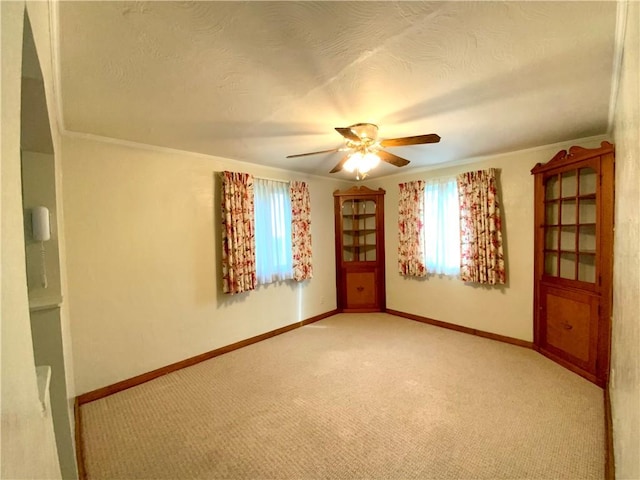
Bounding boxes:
254 179 293 284
423 177 460 275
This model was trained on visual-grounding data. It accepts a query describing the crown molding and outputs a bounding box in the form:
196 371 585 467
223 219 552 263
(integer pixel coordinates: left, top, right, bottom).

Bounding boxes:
61 129 350 184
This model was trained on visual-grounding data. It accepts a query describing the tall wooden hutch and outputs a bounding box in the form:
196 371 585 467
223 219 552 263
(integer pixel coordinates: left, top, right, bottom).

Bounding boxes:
333 186 386 312
531 142 614 387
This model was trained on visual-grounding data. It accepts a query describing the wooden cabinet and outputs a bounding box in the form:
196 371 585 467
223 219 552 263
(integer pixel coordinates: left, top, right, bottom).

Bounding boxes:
531 142 614 387
334 186 386 312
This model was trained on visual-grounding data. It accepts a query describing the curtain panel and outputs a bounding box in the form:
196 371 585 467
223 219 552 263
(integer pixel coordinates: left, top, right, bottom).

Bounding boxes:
221 171 257 294
398 180 427 277
456 169 506 285
290 181 313 281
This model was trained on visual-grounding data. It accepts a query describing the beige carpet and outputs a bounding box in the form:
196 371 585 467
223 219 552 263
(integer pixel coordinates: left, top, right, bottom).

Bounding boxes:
80 313 604 479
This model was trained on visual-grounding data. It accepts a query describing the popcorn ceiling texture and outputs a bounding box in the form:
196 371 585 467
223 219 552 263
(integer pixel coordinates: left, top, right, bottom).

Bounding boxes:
57 1 616 178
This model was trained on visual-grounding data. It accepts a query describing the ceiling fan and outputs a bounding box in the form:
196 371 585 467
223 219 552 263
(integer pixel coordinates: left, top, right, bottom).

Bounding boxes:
286 123 440 179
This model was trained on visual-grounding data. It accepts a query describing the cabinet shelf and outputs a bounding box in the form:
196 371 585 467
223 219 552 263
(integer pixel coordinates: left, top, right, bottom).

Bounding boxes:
343 213 376 219
544 223 596 228
544 249 596 255
544 193 597 202
343 229 376 235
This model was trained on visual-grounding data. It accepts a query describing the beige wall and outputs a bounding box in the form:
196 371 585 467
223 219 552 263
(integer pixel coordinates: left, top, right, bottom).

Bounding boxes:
1 2 62 478
62 135 349 395
22 151 62 301
23 150 77 478
364 136 608 342
611 2 640 478
25 1 79 476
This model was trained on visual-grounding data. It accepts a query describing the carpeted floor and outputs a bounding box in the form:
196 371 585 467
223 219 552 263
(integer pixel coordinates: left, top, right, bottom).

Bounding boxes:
80 313 604 479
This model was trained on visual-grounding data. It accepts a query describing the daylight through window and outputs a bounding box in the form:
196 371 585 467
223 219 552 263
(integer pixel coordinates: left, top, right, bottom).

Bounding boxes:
254 179 293 284
423 177 460 275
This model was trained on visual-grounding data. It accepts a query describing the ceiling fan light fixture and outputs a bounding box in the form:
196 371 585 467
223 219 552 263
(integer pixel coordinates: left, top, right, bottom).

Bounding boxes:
343 151 380 175
342 152 361 173
361 151 381 172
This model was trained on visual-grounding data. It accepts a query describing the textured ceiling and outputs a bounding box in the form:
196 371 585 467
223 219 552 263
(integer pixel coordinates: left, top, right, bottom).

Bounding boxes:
57 1 617 179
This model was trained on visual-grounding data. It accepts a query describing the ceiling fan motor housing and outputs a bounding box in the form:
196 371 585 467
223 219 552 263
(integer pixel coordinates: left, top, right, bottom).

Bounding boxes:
349 123 379 141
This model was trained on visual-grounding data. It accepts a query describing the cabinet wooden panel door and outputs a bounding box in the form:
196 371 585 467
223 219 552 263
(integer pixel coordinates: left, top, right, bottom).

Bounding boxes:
334 186 385 312
345 269 378 309
539 284 599 373
531 142 614 387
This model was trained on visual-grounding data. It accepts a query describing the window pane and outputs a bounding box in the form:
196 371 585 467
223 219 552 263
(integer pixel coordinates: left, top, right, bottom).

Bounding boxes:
343 247 354 262
545 202 559 225
361 200 376 215
579 197 596 223
579 167 597 195
545 252 558 276
343 230 354 262
578 225 596 253
560 252 576 279
561 199 576 224
342 199 376 262
561 170 577 197
423 177 460 275
342 200 354 215
364 232 376 261
560 226 576 251
255 179 293 284
578 255 596 283
545 175 559 200
545 227 558 250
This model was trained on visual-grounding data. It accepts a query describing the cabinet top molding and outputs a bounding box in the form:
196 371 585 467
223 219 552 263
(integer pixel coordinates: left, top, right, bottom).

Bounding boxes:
333 185 386 196
531 141 614 175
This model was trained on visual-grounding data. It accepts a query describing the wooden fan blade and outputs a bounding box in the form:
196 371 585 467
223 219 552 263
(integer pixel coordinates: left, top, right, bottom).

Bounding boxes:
378 150 410 167
286 148 340 158
380 134 440 148
335 127 360 142
330 154 351 173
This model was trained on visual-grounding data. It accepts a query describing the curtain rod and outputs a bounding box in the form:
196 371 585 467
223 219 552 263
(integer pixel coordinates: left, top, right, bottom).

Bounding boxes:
216 172 292 184
408 167 499 185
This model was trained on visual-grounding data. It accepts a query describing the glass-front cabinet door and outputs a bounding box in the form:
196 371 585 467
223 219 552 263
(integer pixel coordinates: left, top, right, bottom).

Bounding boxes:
531 141 614 388
542 162 598 287
334 186 386 312
341 199 377 262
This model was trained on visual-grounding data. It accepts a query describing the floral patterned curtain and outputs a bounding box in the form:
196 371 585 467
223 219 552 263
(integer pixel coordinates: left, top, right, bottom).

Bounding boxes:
456 169 506 285
221 171 257 294
290 181 313 281
398 180 427 277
